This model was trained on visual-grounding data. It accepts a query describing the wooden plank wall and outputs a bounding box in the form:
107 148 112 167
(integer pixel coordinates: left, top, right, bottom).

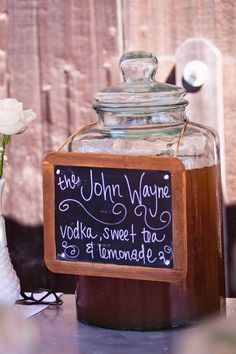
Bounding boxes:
0 0 236 293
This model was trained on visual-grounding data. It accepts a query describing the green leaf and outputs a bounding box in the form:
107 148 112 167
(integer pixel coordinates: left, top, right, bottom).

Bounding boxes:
0 134 11 179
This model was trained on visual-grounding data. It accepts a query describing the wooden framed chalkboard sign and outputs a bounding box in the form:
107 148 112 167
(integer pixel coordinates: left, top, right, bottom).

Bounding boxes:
43 152 187 282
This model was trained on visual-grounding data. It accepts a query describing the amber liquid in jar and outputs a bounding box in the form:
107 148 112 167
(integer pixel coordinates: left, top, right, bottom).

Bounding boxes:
76 164 225 330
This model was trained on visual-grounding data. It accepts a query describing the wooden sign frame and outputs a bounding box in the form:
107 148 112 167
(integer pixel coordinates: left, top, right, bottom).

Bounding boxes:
43 152 187 282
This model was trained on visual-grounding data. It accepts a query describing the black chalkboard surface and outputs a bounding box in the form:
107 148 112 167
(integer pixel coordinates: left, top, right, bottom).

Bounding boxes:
43 152 187 282
55 165 173 269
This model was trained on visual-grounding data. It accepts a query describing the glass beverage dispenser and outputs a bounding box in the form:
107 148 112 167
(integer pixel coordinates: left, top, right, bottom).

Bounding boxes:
69 51 225 330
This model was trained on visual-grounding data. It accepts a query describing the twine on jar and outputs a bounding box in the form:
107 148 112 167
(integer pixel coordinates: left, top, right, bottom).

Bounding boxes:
175 118 189 157
57 122 97 152
57 119 189 156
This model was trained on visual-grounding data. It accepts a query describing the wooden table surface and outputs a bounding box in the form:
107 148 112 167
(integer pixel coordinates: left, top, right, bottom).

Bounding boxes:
28 295 236 354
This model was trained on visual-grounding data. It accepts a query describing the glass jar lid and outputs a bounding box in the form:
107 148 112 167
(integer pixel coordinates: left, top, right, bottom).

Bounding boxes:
93 51 188 111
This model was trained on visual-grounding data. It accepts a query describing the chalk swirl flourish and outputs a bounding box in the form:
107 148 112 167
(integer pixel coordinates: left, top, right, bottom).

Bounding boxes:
62 241 80 259
59 199 127 225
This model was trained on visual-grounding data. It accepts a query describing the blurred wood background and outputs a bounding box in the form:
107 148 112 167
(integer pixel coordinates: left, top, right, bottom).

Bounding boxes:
0 0 236 294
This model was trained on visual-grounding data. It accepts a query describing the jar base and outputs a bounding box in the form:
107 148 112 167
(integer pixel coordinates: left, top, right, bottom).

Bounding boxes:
76 301 225 331
76 313 223 331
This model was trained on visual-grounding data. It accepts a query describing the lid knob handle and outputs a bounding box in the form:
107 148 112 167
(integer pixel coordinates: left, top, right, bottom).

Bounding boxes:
119 51 158 83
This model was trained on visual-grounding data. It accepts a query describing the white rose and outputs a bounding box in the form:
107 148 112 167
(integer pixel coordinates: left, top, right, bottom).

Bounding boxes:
0 98 36 135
